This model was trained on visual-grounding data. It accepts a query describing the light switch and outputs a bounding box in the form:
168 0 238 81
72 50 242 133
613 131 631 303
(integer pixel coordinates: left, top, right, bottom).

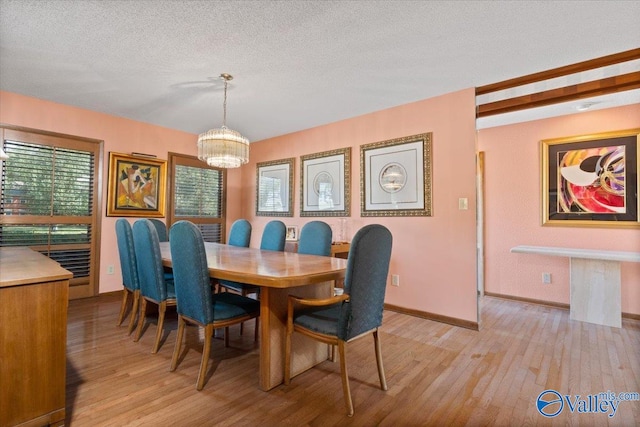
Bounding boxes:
458 198 468 210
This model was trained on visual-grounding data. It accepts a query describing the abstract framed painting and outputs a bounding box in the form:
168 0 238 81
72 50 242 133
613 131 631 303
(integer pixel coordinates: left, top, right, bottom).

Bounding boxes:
107 152 167 217
541 128 639 228
300 147 351 217
360 132 432 217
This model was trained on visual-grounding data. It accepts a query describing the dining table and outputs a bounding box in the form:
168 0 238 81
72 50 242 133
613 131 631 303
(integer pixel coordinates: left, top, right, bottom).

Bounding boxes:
159 241 347 391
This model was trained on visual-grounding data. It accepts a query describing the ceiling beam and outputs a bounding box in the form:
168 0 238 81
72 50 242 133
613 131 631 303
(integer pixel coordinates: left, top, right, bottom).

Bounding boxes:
476 48 640 96
477 71 640 118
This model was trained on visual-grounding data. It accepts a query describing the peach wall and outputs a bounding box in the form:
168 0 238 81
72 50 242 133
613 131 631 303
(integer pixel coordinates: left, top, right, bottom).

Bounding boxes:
0 91 243 294
477 104 640 315
241 89 479 323
1 89 478 324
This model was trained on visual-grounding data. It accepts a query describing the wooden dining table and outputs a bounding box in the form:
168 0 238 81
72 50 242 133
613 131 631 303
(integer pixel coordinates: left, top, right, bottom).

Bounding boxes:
159 241 347 391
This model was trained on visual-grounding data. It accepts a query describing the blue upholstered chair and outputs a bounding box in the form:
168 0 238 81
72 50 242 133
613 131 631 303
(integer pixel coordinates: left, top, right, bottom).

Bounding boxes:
115 219 140 334
227 219 252 247
132 219 177 353
219 220 284 339
284 224 393 416
259 220 286 252
219 220 285 296
149 218 169 242
169 220 260 390
297 221 332 256
213 219 251 295
148 218 174 283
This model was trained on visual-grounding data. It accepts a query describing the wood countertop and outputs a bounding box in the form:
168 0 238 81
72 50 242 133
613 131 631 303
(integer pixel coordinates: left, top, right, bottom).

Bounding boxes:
0 247 73 288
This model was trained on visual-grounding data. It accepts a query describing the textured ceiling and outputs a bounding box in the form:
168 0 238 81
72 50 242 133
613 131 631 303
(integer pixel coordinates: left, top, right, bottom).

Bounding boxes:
1 0 639 142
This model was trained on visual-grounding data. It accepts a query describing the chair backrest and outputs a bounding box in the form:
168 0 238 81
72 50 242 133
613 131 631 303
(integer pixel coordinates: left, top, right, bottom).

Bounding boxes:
149 218 169 242
132 219 169 302
260 220 286 251
228 219 252 247
169 220 214 325
115 219 139 291
298 221 332 256
338 224 392 341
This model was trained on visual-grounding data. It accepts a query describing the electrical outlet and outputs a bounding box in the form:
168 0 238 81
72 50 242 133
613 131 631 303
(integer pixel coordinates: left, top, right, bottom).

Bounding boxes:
542 272 551 284
107 265 115 275
391 274 400 287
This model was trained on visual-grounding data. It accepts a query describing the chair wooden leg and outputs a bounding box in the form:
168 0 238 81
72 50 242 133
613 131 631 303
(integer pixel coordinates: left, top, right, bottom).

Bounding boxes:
134 298 147 342
283 324 292 385
239 289 247 335
373 329 388 390
224 326 229 347
152 301 166 354
338 341 354 417
170 316 186 372
197 324 214 391
254 317 259 342
116 288 130 326
127 290 140 335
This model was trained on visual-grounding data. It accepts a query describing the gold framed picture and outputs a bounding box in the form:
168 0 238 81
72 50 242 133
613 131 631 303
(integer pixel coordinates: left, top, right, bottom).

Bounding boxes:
360 132 432 217
107 152 167 217
256 157 294 217
300 147 351 217
541 128 639 228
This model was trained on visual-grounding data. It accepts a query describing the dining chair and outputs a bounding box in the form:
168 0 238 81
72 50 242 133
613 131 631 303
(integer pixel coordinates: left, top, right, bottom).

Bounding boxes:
211 219 251 294
297 220 332 256
169 220 260 390
149 218 169 242
227 219 252 247
219 219 285 297
115 219 140 334
148 218 174 283
284 224 393 416
219 220 285 339
132 219 177 353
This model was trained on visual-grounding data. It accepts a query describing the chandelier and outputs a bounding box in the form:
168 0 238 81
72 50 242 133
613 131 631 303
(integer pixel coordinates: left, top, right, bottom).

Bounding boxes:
197 73 249 168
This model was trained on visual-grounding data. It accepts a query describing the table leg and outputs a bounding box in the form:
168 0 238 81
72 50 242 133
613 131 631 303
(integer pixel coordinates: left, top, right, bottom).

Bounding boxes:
259 281 331 391
570 258 621 328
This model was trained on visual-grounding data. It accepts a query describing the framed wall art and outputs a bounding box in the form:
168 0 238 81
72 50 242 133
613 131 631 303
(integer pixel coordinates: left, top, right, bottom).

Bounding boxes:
107 152 167 217
541 128 639 228
360 132 432 217
286 225 298 241
300 147 351 217
256 157 294 216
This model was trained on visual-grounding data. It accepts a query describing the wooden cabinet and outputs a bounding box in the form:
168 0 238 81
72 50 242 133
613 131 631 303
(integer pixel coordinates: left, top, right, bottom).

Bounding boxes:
284 241 350 258
0 247 72 427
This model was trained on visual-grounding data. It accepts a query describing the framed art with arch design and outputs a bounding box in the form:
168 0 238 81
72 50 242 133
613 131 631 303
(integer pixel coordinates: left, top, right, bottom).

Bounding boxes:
360 132 432 217
300 147 351 217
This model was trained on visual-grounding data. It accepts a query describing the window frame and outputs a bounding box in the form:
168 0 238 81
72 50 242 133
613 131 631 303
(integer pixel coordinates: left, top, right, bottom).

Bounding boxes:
167 152 227 242
0 125 103 299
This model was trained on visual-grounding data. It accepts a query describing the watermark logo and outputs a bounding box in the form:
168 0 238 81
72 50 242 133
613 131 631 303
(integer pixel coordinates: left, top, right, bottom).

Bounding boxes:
536 390 639 418
537 390 564 417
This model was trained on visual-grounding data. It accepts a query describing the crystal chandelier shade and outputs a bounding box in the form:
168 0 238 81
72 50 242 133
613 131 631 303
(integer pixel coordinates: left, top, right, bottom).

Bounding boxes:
197 74 249 168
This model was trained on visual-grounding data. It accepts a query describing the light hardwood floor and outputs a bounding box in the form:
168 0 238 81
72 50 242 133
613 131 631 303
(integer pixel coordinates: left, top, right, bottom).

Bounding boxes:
65 294 640 426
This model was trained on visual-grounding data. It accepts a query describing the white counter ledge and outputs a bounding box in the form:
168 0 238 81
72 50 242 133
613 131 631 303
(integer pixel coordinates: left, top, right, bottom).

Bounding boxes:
510 245 640 263
510 245 640 328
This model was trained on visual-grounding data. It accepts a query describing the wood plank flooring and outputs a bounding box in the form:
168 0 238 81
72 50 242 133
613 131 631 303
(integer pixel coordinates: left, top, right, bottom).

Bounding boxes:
64 294 640 426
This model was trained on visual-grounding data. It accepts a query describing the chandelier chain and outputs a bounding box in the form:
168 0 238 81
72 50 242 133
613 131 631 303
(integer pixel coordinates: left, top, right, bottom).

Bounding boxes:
222 77 228 127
